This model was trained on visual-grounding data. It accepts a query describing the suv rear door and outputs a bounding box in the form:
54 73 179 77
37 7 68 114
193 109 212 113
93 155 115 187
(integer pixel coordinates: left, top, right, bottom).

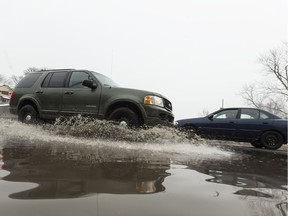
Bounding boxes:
35 71 69 119
61 71 102 116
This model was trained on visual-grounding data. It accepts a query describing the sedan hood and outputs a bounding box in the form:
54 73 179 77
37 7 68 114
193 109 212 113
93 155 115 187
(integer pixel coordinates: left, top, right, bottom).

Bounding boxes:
176 117 206 126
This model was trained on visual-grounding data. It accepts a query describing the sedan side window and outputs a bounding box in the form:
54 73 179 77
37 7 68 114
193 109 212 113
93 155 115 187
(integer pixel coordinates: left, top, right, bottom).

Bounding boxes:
240 109 260 119
69 72 92 88
260 112 270 119
213 110 238 119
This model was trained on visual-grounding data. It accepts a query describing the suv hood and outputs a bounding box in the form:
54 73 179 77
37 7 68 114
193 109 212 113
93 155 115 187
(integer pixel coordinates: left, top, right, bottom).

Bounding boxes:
108 86 166 99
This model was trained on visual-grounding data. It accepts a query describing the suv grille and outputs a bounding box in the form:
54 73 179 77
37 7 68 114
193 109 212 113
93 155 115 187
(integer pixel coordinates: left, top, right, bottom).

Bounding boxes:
164 99 172 111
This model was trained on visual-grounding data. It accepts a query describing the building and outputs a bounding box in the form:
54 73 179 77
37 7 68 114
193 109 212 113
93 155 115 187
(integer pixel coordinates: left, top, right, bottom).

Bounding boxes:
0 85 13 103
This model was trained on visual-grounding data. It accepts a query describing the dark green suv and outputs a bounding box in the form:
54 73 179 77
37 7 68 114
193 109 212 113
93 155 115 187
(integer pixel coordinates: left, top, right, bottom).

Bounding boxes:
9 69 174 126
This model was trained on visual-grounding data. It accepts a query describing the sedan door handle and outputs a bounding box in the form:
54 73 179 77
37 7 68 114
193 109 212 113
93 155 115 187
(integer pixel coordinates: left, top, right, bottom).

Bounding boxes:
64 91 74 95
35 90 43 94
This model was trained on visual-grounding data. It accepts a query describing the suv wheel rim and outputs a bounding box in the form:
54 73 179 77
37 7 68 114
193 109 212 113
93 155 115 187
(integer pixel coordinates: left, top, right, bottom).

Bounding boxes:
119 121 128 127
25 114 32 122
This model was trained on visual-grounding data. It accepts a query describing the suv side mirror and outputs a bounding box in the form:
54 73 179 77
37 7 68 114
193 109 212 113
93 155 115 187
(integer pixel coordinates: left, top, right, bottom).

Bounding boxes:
82 80 97 89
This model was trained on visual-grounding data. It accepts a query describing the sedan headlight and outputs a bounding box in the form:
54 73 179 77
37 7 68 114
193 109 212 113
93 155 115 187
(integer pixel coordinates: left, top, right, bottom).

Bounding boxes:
144 95 164 107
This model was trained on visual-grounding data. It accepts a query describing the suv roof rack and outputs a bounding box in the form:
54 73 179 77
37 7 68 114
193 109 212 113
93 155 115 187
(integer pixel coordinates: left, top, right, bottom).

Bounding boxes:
39 69 75 71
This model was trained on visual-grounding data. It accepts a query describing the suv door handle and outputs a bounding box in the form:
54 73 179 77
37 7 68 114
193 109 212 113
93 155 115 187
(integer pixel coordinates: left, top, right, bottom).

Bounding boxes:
36 90 43 94
64 91 74 95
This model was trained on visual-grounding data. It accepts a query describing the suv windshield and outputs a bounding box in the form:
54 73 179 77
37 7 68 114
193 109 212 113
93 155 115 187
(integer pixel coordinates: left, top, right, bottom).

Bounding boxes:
91 72 119 87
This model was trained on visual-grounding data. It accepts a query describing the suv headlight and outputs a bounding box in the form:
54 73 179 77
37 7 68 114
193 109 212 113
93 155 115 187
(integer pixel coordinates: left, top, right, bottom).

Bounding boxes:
144 95 164 107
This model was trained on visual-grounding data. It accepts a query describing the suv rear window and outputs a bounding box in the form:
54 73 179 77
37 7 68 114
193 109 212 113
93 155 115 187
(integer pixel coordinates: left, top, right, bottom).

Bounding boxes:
16 73 42 88
41 72 68 88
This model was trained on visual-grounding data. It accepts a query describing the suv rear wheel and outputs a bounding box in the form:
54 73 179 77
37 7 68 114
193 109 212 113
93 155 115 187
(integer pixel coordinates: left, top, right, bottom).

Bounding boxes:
108 107 140 127
18 105 39 124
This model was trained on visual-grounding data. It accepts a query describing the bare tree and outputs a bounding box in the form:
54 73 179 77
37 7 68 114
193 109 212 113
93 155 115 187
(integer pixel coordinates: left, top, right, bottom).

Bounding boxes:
241 43 288 118
198 109 210 117
10 74 24 85
0 74 12 86
24 67 43 75
0 74 5 83
9 67 47 86
259 42 288 96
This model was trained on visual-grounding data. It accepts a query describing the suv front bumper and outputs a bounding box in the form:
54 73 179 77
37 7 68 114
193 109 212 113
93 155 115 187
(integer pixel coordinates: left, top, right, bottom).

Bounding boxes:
9 107 17 115
143 105 174 126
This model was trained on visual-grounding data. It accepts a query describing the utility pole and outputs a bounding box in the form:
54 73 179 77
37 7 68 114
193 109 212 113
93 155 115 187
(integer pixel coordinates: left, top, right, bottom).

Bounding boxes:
221 99 224 109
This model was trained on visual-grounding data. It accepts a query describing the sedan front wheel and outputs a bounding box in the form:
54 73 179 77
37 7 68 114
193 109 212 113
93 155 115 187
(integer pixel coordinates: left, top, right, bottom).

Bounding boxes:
250 141 263 148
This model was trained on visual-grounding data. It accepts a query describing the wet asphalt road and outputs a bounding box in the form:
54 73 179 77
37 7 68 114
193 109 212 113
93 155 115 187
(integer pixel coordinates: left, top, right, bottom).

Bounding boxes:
0 114 287 216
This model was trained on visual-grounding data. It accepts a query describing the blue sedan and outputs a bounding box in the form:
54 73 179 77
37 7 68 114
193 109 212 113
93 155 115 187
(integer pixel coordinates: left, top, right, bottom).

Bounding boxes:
175 108 287 150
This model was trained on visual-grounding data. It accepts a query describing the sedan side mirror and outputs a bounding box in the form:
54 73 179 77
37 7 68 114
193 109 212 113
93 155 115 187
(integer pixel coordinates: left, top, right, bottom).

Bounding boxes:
82 80 98 89
207 114 213 120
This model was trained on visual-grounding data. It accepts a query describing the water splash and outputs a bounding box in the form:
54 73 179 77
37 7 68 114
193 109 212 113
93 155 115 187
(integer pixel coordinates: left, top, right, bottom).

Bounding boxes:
0 117 233 164
47 115 197 143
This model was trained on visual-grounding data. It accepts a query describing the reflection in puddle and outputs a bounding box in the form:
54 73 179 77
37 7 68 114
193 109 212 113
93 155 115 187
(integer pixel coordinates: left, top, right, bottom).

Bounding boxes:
2 144 171 199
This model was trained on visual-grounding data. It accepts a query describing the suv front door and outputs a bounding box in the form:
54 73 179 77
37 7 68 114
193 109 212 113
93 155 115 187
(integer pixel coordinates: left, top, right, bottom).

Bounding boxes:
61 71 102 116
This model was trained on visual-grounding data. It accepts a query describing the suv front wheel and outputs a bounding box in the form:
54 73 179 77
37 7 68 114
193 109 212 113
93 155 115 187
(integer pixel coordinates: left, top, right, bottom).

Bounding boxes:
108 107 140 127
18 105 39 124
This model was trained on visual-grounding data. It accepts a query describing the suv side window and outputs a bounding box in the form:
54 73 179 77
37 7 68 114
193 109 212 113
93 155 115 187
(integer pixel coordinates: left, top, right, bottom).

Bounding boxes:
42 72 68 88
41 73 53 88
16 73 42 88
69 72 92 88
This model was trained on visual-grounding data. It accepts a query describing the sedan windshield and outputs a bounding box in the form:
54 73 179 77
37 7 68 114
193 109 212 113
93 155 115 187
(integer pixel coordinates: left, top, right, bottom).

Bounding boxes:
91 72 119 87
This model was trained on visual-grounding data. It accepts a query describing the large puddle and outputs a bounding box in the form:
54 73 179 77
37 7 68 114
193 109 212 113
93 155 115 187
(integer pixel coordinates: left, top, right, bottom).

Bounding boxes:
0 118 287 216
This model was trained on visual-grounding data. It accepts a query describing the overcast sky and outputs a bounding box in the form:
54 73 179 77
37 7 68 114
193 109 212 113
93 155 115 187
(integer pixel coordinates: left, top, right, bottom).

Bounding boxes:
0 0 287 119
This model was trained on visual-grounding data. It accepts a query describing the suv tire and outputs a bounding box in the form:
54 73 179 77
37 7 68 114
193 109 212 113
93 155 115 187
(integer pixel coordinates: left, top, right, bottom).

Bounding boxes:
108 107 140 127
18 105 39 124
